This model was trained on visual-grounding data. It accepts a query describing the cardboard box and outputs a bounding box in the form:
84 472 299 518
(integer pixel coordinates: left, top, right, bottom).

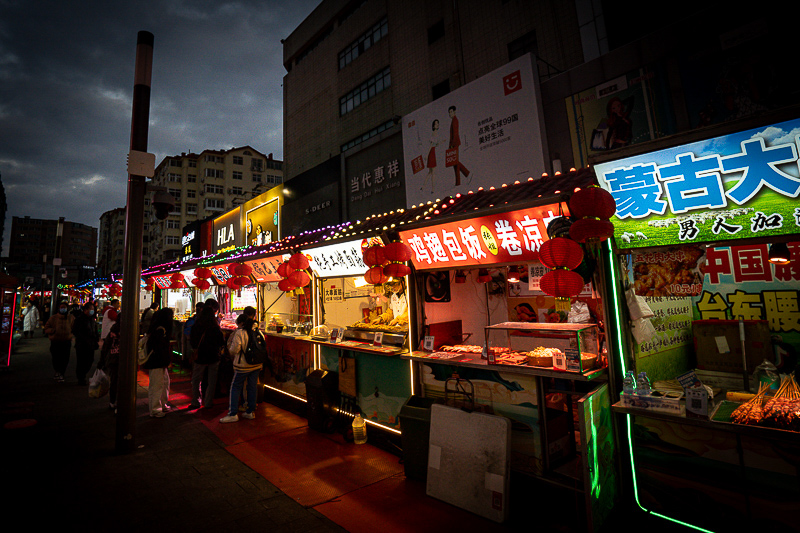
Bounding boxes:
692 320 771 374
620 391 683 414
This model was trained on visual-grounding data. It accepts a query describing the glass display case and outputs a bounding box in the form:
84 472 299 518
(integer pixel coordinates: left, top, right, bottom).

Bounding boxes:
484 322 600 373
266 312 313 336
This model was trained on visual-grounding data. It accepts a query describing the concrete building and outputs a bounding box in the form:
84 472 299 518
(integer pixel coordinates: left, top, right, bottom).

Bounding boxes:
7 216 97 288
97 207 127 277
146 146 283 266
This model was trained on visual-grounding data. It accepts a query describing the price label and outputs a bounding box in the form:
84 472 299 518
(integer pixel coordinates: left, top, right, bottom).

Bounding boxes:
423 335 435 351
373 332 384 347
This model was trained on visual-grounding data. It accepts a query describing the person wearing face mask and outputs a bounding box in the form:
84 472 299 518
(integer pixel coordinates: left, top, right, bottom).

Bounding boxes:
44 302 75 382
72 302 100 386
375 279 409 326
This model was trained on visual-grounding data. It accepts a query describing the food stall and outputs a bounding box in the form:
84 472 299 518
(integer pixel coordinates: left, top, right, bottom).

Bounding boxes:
0 273 19 368
394 170 618 532
595 115 800 532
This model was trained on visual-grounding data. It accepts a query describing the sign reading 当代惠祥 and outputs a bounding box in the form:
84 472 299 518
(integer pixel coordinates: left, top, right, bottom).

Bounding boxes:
594 117 800 249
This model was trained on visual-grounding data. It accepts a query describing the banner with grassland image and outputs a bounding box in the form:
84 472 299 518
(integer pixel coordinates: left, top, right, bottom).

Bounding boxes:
595 117 800 250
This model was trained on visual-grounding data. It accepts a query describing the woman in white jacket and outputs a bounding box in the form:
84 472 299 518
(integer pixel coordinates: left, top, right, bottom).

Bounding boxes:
22 302 40 338
220 309 263 423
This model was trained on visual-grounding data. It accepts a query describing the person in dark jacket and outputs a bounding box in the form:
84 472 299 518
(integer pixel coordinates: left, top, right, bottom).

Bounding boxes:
188 299 225 409
72 301 99 385
98 315 121 410
44 301 74 382
143 308 174 418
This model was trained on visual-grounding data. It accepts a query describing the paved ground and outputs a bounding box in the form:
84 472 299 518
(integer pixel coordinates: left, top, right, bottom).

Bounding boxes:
0 334 347 532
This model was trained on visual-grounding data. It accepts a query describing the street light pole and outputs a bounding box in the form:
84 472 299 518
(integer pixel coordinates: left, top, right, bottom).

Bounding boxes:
116 30 154 454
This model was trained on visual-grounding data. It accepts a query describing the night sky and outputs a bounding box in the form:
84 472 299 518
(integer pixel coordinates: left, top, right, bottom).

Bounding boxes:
0 0 322 254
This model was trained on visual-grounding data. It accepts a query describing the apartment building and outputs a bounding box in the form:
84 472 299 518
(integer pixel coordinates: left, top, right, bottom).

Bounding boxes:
146 146 282 265
97 207 127 277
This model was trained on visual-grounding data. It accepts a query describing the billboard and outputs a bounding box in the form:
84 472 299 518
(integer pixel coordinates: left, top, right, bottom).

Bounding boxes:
402 53 547 208
595 117 800 249
212 208 241 255
244 197 280 247
346 133 405 222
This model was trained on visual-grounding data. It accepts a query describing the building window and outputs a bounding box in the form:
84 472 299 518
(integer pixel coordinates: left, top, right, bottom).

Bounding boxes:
230 186 243 195
204 168 223 179
205 184 224 194
186 190 196 198
204 155 224 164
232 156 243 165
166 220 180 229
168 173 181 182
205 199 225 211
170 203 181 215
432 79 450 100
188 174 197 183
186 203 197 215
341 119 395 152
188 160 197 168
252 159 264 171
170 158 182 167
165 235 180 246
428 19 444 45
340 67 391 116
232 171 243 180
508 30 538 61
339 17 388 70
295 24 333 65
252 173 262 183
167 188 181 200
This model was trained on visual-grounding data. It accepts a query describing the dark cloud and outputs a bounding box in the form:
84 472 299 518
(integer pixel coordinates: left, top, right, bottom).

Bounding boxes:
0 0 321 254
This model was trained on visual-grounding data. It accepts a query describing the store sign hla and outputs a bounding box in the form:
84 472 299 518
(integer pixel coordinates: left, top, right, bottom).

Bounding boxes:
399 204 563 269
212 208 241 254
245 255 287 283
307 240 369 278
594 117 800 249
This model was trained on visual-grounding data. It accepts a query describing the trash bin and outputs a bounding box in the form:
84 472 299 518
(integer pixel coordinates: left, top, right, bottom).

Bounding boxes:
305 369 339 433
399 395 435 481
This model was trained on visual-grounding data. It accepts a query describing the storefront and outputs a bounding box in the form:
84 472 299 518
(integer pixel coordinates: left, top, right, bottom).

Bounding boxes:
595 115 800 532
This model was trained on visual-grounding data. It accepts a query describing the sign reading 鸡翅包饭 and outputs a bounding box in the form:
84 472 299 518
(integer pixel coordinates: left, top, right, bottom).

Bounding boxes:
595 117 800 249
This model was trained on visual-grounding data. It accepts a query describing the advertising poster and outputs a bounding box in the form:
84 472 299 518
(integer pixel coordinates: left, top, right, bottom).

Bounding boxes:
402 53 547 208
565 65 675 167
244 197 279 247
630 245 706 297
692 242 800 373
595 117 800 249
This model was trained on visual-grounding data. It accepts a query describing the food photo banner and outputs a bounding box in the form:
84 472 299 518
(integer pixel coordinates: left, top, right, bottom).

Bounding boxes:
399 204 564 269
594 117 800 249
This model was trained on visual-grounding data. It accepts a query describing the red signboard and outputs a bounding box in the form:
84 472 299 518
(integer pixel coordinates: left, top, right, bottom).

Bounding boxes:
245 255 287 283
398 204 565 269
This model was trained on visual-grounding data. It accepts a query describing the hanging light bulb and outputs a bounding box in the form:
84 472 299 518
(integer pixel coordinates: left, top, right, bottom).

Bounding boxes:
507 266 522 283
768 242 791 265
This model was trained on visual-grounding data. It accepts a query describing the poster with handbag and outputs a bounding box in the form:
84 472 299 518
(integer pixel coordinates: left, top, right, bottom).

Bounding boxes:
338 356 357 397
411 155 425 174
445 147 458 167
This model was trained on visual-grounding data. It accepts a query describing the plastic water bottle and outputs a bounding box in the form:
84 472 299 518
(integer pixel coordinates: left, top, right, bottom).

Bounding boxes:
753 359 779 393
635 372 651 396
352 414 367 444
622 371 636 396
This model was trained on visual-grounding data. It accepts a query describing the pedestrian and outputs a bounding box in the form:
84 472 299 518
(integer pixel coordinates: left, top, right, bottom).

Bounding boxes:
220 307 263 423
139 301 158 336
21 300 39 339
72 302 99 386
41 298 51 336
100 298 120 349
188 299 225 409
98 315 121 410
143 307 174 418
43 301 75 382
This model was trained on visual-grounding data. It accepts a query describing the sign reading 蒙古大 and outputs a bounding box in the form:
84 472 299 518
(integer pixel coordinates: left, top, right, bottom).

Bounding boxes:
594 117 800 249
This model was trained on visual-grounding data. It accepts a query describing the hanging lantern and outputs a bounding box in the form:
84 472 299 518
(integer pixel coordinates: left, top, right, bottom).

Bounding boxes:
191 278 203 287
288 269 311 288
569 218 615 244
477 268 492 283
170 272 184 283
383 262 411 279
569 185 616 220
363 245 387 267
198 279 211 291
226 278 240 290
169 281 183 290
228 262 253 278
383 241 413 263
278 278 296 292
539 237 583 270
234 275 251 287
365 265 389 285
288 252 309 271
277 262 294 278
540 269 584 299
194 267 212 279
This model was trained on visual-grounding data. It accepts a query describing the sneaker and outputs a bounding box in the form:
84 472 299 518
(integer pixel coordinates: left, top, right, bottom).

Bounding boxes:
219 414 239 423
238 404 248 412
241 412 255 420
150 411 166 418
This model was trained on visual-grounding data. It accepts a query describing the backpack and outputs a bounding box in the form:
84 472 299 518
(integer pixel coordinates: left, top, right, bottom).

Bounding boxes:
243 328 267 365
137 334 152 365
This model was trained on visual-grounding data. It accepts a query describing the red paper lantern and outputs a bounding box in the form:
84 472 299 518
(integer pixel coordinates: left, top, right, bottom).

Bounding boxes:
569 218 614 244
170 272 184 283
569 185 616 220
288 253 309 271
169 281 183 290
278 278 296 292
364 265 389 285
540 269 584 298
194 267 212 279
198 279 211 291
539 237 583 270
226 278 240 290
191 278 203 287
145 284 154 292
288 269 311 288
277 262 294 278
383 262 411 279
477 268 492 283
234 275 251 287
363 245 387 267
383 241 413 263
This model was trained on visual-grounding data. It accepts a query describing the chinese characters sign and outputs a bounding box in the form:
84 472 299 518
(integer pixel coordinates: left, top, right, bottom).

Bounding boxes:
595 118 800 248
693 242 800 334
630 245 705 297
306 240 369 278
245 255 287 283
398 204 563 269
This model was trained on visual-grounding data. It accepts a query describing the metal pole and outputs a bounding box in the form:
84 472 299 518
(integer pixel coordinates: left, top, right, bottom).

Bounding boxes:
116 30 154 453
50 217 64 316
